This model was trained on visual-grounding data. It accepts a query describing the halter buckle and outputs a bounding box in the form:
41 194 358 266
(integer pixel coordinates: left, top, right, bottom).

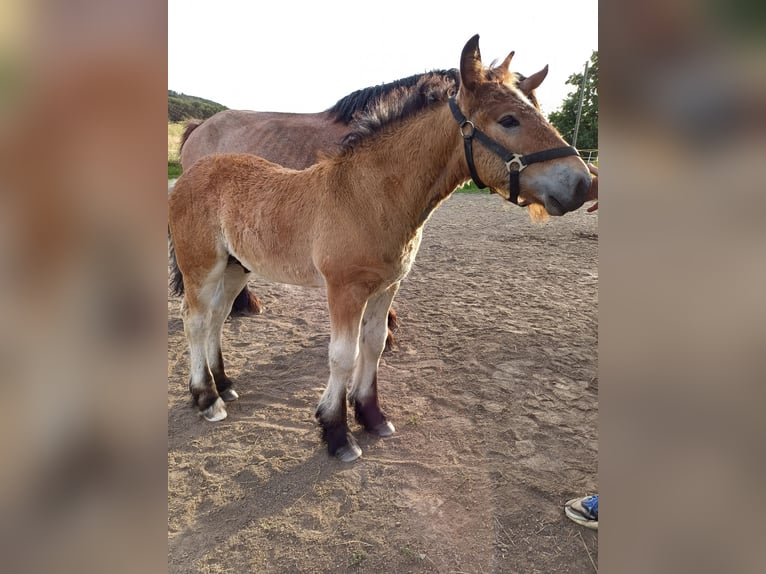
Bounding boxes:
506 154 526 172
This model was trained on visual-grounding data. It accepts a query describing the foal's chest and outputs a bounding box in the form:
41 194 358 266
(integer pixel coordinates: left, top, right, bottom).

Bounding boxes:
391 228 424 280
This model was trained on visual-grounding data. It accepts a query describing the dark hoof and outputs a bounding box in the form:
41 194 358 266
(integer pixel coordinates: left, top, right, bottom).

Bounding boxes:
219 387 239 402
371 420 395 437
334 435 362 462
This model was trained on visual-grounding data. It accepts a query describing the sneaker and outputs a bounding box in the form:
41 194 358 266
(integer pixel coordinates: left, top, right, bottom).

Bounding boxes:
565 495 598 530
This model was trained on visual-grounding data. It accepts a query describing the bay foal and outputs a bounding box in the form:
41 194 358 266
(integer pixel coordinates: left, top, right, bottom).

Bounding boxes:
168 35 591 461
179 66 548 334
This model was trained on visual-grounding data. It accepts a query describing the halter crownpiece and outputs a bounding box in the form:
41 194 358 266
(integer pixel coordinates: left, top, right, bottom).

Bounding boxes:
448 96 579 205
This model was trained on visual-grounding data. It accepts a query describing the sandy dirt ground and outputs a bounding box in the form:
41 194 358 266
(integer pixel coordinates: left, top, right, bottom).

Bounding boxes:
168 193 598 573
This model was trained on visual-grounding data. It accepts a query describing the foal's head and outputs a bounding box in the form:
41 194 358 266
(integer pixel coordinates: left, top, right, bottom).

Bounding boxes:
455 35 591 218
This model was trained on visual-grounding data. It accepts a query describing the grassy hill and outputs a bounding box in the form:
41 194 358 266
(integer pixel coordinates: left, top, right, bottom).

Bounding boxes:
168 122 185 179
168 90 227 122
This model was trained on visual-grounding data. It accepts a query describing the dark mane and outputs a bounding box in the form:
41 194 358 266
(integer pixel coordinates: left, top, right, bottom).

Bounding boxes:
338 69 461 151
328 69 460 125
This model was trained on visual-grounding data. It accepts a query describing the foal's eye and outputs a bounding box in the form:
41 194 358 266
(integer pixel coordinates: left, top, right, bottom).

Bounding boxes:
498 115 519 128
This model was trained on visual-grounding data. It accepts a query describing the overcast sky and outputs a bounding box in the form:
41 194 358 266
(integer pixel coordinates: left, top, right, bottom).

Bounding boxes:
168 0 597 117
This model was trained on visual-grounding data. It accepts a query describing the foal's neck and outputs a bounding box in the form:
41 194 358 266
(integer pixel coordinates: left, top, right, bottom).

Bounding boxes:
341 103 468 230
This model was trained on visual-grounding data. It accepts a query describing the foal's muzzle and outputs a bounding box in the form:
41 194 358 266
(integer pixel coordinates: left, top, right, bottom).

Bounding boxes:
540 171 591 215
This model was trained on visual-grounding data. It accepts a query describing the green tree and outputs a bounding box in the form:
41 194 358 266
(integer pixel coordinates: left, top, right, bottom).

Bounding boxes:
548 51 598 150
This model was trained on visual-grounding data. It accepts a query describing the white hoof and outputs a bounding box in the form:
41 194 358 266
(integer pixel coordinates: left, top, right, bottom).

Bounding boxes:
201 397 227 422
374 421 396 437
335 442 363 462
219 388 239 402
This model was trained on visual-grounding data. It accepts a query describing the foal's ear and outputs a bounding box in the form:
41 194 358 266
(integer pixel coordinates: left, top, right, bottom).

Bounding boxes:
499 51 515 71
519 65 549 93
460 34 484 91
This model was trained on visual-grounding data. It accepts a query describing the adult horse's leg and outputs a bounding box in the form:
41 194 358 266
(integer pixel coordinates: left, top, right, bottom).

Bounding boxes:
230 286 264 315
316 282 369 462
350 283 399 437
206 263 250 402
384 307 399 351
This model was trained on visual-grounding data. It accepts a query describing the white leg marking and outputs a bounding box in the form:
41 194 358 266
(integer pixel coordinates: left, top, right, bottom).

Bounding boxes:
351 285 398 402
318 336 359 415
183 306 213 393
182 259 229 417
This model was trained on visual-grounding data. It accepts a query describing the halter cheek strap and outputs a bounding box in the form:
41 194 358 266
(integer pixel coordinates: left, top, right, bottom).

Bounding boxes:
448 96 579 205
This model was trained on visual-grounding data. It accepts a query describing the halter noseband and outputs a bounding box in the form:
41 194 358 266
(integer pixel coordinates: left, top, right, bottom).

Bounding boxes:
448 96 579 205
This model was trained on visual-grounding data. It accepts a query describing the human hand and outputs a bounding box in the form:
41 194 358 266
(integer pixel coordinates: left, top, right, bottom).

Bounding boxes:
585 163 598 212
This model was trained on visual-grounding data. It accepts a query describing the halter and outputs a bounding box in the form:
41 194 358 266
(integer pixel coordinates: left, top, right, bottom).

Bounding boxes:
448 96 579 205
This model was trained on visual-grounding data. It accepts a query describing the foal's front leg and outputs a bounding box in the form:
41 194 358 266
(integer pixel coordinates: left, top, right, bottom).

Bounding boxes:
316 283 368 462
350 283 399 437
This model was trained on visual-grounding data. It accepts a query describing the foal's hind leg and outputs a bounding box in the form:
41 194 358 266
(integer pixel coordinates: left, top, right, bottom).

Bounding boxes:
182 296 227 422
350 282 399 437
179 254 232 422
206 262 250 402
316 283 369 462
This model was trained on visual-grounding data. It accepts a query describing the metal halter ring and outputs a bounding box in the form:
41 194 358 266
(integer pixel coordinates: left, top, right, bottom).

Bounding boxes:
505 154 527 172
459 120 476 139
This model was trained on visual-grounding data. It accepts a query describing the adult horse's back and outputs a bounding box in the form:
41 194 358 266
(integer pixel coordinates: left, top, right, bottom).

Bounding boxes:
181 109 348 171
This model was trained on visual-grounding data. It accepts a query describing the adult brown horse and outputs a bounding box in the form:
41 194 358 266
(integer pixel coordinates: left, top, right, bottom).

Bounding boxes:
168 35 591 461
178 63 549 347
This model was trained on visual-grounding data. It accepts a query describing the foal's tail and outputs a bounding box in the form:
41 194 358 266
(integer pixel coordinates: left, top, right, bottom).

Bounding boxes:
168 228 185 297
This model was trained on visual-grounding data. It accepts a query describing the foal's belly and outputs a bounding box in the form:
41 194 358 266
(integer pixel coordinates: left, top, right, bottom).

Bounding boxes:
238 256 324 288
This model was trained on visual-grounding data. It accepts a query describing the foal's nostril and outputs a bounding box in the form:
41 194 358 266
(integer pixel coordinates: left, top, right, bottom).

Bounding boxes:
575 175 590 204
